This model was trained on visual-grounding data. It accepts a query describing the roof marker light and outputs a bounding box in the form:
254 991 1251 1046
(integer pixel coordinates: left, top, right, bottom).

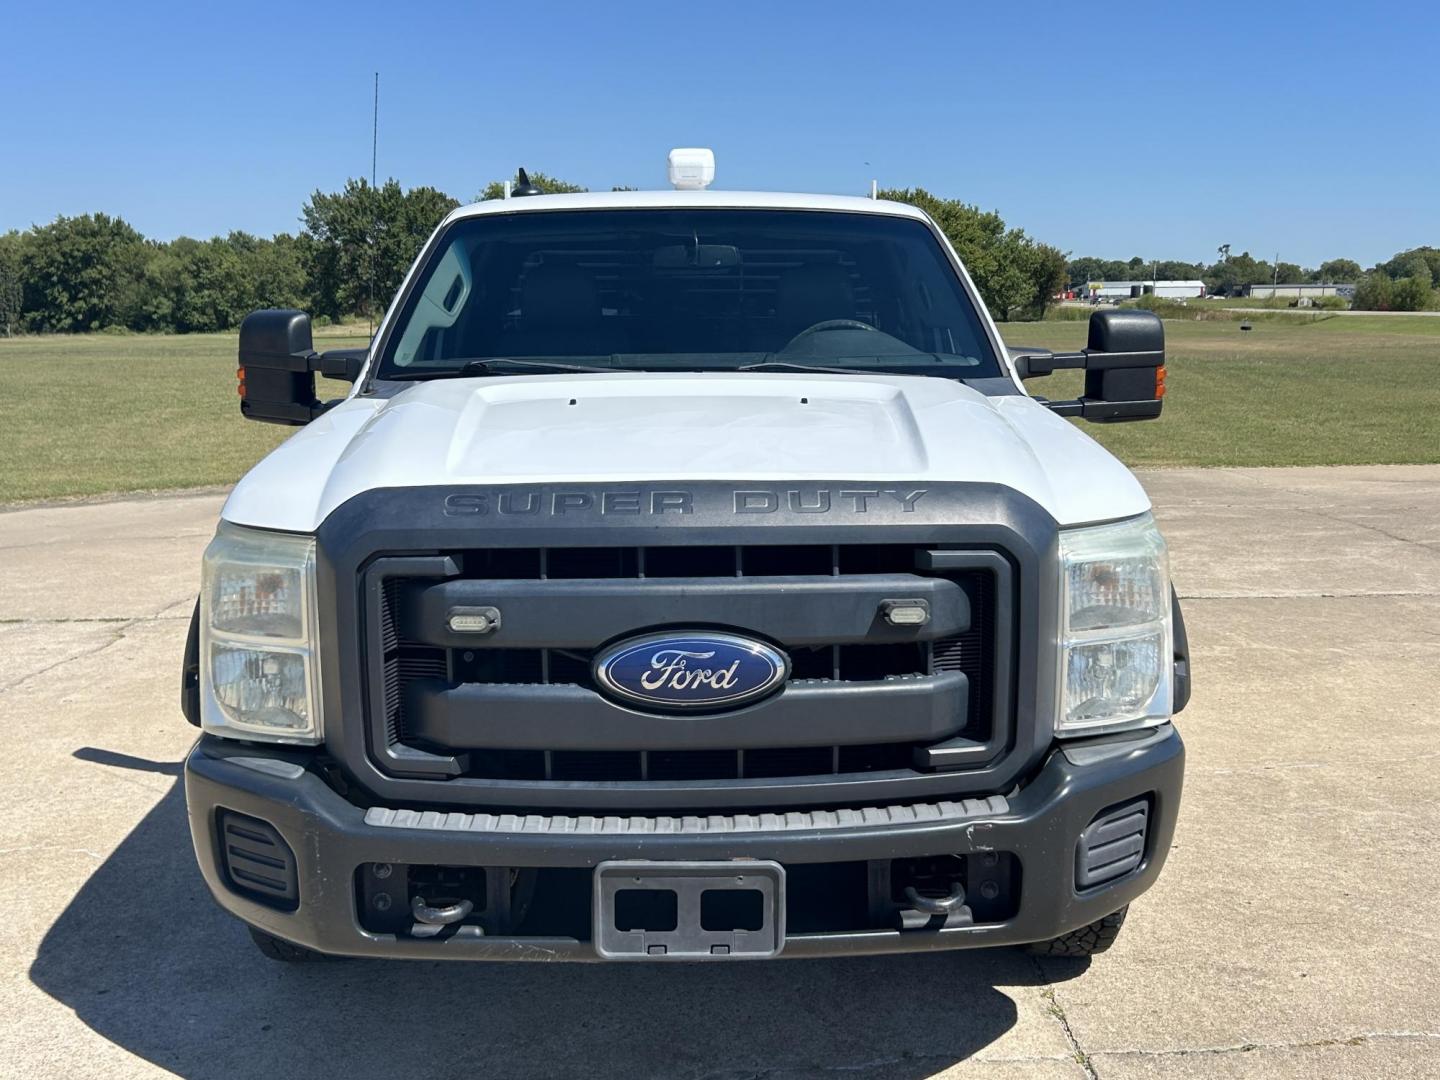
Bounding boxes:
667 148 715 190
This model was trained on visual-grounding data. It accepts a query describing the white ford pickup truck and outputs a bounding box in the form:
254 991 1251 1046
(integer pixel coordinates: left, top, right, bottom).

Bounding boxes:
181 151 1188 963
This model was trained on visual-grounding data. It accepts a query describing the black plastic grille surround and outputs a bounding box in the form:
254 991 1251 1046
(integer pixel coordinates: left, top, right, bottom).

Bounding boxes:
373 544 998 785
318 480 1057 812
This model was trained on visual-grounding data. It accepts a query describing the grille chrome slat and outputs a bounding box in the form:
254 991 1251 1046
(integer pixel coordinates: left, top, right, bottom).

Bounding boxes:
399 573 967 650
403 672 969 752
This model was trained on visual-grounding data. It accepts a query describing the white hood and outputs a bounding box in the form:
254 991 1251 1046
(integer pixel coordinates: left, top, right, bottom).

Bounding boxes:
222 373 1149 532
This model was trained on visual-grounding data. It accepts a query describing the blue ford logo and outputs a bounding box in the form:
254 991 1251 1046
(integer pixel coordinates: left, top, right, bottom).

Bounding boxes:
593 632 789 712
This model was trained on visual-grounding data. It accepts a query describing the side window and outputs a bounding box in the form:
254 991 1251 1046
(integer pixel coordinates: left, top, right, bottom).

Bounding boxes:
892 242 965 355
393 241 472 367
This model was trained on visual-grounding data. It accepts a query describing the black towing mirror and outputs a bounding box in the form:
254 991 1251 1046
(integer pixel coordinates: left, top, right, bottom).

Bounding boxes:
237 309 368 425
1010 309 1166 422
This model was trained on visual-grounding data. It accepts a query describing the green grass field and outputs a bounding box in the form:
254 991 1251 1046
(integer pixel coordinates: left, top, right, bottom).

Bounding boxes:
0 325 368 503
1013 314 1440 468
1 316 1437 502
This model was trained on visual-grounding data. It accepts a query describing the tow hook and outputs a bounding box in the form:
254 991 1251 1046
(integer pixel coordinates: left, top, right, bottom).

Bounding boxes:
410 895 475 938
897 882 972 930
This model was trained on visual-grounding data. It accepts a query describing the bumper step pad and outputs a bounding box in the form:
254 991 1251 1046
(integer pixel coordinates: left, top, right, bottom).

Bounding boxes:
363 795 1009 837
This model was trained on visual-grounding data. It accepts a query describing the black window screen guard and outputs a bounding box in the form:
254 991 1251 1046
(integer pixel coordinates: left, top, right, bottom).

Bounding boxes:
376 209 1001 379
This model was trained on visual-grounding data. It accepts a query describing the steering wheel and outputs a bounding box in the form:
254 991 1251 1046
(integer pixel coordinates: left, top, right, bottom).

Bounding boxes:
781 319 876 350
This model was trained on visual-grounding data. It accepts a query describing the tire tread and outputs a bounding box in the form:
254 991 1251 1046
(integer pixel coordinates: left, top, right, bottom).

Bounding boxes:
1026 906 1128 958
248 926 328 963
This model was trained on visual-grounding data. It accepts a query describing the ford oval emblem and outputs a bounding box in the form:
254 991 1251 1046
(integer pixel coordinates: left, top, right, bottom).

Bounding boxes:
593 631 789 712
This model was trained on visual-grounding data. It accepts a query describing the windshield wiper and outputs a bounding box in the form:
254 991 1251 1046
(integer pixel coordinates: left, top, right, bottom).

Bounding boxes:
741 355 982 376
737 360 864 375
386 357 619 380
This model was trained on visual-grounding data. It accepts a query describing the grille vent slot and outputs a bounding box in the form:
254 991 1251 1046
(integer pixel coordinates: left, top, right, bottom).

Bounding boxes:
381 580 447 742
218 810 299 910
1076 798 1150 889
929 569 992 731
465 744 920 783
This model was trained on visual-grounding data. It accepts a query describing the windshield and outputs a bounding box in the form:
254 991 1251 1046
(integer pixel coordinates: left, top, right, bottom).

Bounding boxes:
374 208 1002 380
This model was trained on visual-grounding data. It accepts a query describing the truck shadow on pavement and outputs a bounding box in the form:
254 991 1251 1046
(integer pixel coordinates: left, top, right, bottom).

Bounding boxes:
31 756 1086 1080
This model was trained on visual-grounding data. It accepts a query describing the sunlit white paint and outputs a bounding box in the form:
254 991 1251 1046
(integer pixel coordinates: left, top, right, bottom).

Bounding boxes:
222 372 1148 533
223 188 1147 535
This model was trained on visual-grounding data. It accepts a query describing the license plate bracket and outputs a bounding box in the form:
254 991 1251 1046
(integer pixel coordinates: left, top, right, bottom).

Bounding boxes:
593 860 785 960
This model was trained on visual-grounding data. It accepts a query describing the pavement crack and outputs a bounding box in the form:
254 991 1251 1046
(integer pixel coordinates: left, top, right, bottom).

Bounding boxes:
1093 1030 1440 1060
1031 956 1099 1079
0 531 212 553
0 619 137 693
0 613 191 625
1178 590 1440 599
0 843 104 861
1288 503 1440 555
1195 747 1440 775
0 616 135 624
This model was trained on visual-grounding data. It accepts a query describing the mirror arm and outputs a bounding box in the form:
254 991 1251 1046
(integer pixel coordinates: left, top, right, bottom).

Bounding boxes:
316 348 368 382
1047 350 1088 371
249 347 365 381
1012 349 1087 379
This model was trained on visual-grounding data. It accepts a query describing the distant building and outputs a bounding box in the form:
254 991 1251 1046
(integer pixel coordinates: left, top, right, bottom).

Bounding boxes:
1245 283 1356 300
1084 280 1206 300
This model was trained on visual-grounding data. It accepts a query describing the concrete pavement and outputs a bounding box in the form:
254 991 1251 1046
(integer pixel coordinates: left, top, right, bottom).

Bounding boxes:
1 467 1438 1079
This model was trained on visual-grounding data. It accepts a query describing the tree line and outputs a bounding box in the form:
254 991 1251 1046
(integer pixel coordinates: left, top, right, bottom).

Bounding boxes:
0 173 1067 336
4 169 1428 336
1065 248 1439 311
0 181 461 336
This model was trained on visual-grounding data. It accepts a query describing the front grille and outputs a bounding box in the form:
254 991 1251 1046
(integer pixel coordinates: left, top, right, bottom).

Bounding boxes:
367 542 1010 801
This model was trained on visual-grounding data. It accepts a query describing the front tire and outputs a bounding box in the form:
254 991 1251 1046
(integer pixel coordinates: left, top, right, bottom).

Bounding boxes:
1026 906 1128 958
247 926 329 963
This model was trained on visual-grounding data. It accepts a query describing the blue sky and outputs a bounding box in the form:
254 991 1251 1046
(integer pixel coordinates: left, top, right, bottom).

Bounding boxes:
2 0 1435 267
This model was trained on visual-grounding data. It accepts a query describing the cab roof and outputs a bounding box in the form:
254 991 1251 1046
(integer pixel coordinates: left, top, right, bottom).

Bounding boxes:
444 189 931 225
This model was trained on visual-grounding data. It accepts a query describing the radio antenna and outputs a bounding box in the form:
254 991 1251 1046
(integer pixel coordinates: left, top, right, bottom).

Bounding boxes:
368 72 379 337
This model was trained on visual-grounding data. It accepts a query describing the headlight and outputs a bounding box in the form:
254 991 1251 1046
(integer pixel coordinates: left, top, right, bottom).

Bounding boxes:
200 524 322 744
1056 513 1171 736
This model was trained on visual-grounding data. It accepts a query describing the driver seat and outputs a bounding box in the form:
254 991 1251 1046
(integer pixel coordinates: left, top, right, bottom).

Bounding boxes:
773 264 855 343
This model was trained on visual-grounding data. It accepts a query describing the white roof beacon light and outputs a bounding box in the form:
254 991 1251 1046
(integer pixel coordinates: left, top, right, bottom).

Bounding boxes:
667 148 715 190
